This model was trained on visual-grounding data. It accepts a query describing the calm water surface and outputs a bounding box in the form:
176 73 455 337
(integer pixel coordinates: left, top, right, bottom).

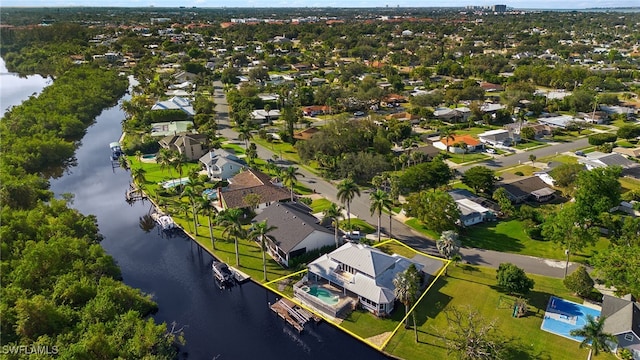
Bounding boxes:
2 62 389 360
0 58 52 117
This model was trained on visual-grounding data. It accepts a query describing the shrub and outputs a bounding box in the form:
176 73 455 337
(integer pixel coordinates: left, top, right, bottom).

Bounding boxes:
496 263 535 295
588 133 617 146
514 171 524 176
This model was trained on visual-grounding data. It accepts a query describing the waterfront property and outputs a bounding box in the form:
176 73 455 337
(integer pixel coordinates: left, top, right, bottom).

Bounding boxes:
252 202 335 267
199 148 246 180
602 294 640 359
159 133 209 161
215 168 290 212
304 243 429 317
541 296 601 342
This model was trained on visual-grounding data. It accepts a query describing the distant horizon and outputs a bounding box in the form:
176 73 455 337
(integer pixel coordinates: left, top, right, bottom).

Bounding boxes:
1 1 639 10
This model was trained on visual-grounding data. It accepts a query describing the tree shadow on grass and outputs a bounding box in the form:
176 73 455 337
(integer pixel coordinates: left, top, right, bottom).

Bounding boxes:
504 339 553 360
462 223 526 253
411 278 453 328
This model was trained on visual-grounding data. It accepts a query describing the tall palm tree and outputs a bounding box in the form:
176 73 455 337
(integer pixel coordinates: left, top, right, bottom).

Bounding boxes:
282 166 302 202
569 315 617 359
156 148 173 177
131 167 147 187
182 185 200 236
323 203 343 249
437 230 461 275
369 189 392 242
198 196 217 250
249 220 277 281
337 178 361 230
172 151 187 179
216 208 245 267
440 128 456 153
135 150 143 164
393 264 421 329
237 125 254 149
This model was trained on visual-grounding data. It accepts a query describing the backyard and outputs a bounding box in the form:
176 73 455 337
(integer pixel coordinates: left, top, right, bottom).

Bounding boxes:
384 265 617 360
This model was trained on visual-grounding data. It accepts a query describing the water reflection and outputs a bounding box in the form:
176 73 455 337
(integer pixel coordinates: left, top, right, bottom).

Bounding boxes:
0 58 51 117
3 66 389 360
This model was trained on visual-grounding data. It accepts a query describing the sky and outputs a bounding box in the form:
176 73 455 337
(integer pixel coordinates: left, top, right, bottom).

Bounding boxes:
0 0 638 9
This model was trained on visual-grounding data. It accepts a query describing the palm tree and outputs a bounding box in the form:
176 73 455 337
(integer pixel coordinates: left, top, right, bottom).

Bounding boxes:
135 150 143 164
437 230 461 275
182 184 200 236
156 148 173 177
393 264 421 329
569 315 617 359
369 189 392 242
237 125 254 149
216 208 245 267
246 143 258 166
172 152 187 179
337 178 361 231
440 128 456 153
323 203 343 249
282 166 302 202
198 196 217 250
529 154 537 166
249 220 277 281
131 167 147 186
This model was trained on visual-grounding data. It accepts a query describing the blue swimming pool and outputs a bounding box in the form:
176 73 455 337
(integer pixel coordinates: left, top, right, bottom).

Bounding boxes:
302 286 339 305
541 296 601 342
161 177 190 189
202 188 218 200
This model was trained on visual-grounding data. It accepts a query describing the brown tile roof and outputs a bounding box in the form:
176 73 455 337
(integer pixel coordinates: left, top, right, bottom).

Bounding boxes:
440 134 481 146
293 127 320 141
221 169 290 209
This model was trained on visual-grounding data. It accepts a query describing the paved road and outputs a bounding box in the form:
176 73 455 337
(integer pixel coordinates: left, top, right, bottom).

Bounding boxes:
211 81 579 278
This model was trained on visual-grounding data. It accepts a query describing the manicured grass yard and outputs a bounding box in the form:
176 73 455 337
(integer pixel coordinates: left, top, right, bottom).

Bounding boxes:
620 176 640 193
404 218 440 240
310 198 333 213
463 219 610 262
446 152 490 164
384 265 617 360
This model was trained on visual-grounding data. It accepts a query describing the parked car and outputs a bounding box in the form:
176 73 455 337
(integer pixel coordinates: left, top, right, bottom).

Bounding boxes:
486 148 496 154
353 111 365 117
575 151 586 157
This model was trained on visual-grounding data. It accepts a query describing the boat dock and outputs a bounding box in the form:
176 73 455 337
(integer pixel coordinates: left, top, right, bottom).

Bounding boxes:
125 183 147 202
269 298 319 333
229 266 251 284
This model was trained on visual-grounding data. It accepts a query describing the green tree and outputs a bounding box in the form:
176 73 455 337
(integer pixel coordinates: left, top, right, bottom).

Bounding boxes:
437 230 461 260
282 166 302 202
198 196 217 250
237 125 254 149
563 266 594 297
549 163 584 190
592 245 640 298
574 166 622 222
217 208 246 267
492 187 514 217
462 166 495 194
496 263 535 295
130 167 147 187
529 154 537 165
337 178 361 230
520 127 536 141
617 125 640 140
569 315 617 359
405 190 460 233
369 189 392 242
181 184 200 236
249 220 277 281
323 203 344 249
393 263 421 329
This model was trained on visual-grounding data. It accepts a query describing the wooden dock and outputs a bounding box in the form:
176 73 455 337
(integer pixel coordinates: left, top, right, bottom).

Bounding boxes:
229 266 251 283
269 298 319 333
125 183 147 202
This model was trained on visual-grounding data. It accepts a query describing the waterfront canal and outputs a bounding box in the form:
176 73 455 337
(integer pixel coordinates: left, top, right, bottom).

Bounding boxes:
2 61 390 360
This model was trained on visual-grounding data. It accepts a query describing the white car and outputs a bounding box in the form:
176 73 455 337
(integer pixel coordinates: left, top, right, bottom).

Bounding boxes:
486 148 496 154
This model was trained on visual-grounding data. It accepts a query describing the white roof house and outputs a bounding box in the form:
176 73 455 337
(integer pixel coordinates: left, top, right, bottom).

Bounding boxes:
198 149 246 181
307 243 424 317
250 109 281 122
578 151 637 170
455 198 494 226
151 96 195 116
537 115 582 129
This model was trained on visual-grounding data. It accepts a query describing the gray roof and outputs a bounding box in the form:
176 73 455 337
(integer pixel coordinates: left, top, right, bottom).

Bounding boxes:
252 202 331 254
307 243 425 305
199 149 244 167
579 152 637 169
602 295 640 336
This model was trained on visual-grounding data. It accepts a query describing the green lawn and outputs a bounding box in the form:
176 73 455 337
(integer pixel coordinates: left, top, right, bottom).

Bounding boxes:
497 165 539 177
252 137 302 164
404 218 439 240
341 218 376 234
446 152 490 164
513 141 548 150
310 198 333 213
463 219 610 262
537 154 579 165
620 177 640 193
384 265 616 360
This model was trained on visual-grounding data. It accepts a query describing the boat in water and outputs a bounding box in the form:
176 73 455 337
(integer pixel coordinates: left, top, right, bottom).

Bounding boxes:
150 211 177 230
110 141 123 161
212 260 235 286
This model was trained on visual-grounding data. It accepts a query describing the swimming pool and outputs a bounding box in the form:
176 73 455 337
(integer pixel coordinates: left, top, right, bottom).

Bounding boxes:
202 188 218 200
541 296 601 342
302 286 339 306
161 177 190 189
142 154 156 160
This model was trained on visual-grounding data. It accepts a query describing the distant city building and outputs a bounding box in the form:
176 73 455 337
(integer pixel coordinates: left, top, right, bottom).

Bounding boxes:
492 4 507 12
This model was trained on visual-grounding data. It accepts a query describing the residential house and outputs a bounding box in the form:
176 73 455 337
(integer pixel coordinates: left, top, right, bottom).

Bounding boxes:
478 129 518 147
412 145 441 160
433 134 483 154
433 107 470 122
302 105 330 117
173 71 198 83
385 112 421 124
613 147 640 159
252 202 335 267
199 149 246 180
150 120 194 137
306 243 426 317
216 168 290 212
578 151 638 170
250 109 281 123
599 105 637 119
601 294 640 360
151 96 195 117
533 162 568 186
449 189 498 226
479 82 504 92
495 175 556 203
158 133 208 161
537 115 583 129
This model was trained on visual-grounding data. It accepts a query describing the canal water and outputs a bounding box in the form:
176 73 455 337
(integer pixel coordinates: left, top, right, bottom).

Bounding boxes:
3 60 389 360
